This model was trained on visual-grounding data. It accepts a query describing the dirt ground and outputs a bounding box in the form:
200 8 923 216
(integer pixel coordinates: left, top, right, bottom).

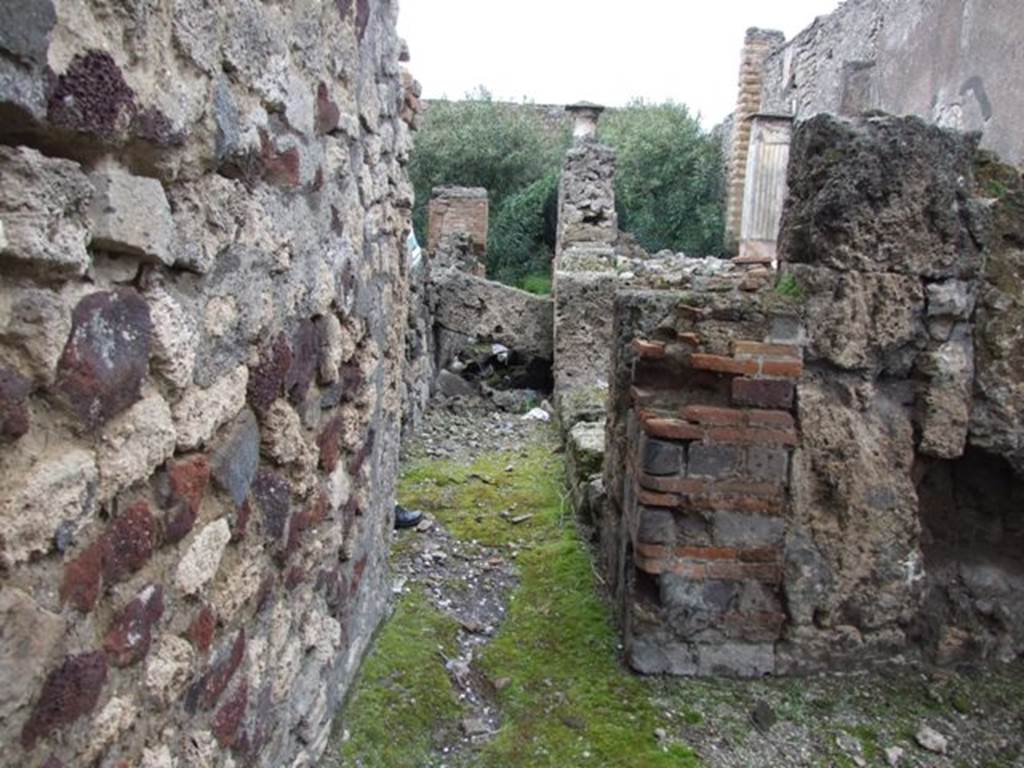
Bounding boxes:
327 395 1024 768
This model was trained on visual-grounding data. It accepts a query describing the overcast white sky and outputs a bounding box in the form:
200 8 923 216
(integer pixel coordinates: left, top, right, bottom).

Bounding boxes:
398 0 842 126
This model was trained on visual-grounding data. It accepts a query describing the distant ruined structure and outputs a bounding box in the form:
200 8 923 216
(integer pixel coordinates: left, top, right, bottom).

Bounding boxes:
0 0 1022 765
725 0 1024 262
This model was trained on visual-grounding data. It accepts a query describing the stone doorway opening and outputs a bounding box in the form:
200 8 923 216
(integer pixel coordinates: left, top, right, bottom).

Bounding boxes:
915 447 1024 663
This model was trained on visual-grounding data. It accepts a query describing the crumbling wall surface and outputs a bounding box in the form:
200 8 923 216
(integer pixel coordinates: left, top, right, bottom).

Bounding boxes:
603 289 804 677
426 186 489 264
555 141 617 262
0 1 415 766
779 114 1023 671
759 0 1024 166
431 268 554 363
602 114 1024 677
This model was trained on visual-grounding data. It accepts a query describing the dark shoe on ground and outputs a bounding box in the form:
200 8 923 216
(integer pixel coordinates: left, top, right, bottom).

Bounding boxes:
394 504 423 530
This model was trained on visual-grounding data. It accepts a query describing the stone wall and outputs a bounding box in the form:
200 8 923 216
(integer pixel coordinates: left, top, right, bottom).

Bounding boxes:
723 28 786 254
426 186 489 267
604 290 803 676
601 114 1024 677
0 1 416 766
757 0 1024 167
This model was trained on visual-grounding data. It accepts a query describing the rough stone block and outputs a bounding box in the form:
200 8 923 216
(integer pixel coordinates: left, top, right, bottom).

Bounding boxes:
636 507 675 545
927 280 975 319
731 377 794 409
696 642 774 677
104 584 164 667
55 290 153 429
173 365 248 451
144 635 195 706
211 408 260 507
0 0 55 65
0 364 31 441
688 443 742 479
89 169 176 265
60 540 103 612
3 447 98 566
161 456 211 545
97 392 176 501
0 586 64 724
176 519 232 596
212 681 248 747
1 289 72 386
184 629 245 713
746 445 790 484
247 334 292 414
712 512 785 548
569 420 605 478
147 286 197 392
917 334 973 459
251 469 291 541
641 437 684 476
0 145 93 277
186 605 218 654
627 637 697 675
432 269 554 361
780 114 980 278
20 652 108 749
102 501 158 583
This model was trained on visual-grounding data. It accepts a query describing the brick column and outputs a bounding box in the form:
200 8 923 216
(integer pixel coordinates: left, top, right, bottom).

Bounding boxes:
426 186 489 273
724 28 785 254
621 323 803 677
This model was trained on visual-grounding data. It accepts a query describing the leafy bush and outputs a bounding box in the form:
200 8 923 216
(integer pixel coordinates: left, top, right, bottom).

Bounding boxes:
408 93 727 288
599 101 726 256
519 272 553 296
487 171 560 285
409 89 566 265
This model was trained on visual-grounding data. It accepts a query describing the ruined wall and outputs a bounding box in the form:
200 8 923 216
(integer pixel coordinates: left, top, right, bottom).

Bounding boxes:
759 0 1024 167
602 114 1024 677
426 186 488 267
780 114 1023 670
723 28 786 253
0 1 416 766
604 290 803 676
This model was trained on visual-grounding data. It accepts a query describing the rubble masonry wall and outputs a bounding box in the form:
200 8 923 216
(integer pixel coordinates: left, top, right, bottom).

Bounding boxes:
0 1 417 766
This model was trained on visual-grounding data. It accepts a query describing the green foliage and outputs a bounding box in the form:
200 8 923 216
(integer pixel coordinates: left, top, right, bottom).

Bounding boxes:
409 88 567 279
775 272 806 300
599 100 726 256
397 437 562 547
488 172 560 285
519 272 553 296
334 590 462 767
478 518 699 767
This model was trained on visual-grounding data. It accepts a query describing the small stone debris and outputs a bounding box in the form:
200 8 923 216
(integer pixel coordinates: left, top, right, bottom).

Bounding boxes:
885 746 904 767
521 407 550 422
654 727 668 741
461 717 489 736
509 514 533 525
750 700 777 732
915 724 949 754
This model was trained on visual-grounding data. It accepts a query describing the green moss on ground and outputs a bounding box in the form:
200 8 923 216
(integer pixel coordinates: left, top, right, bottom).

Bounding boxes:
335 427 1024 767
399 437 566 547
338 431 697 767
333 590 462 768
477 525 698 767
